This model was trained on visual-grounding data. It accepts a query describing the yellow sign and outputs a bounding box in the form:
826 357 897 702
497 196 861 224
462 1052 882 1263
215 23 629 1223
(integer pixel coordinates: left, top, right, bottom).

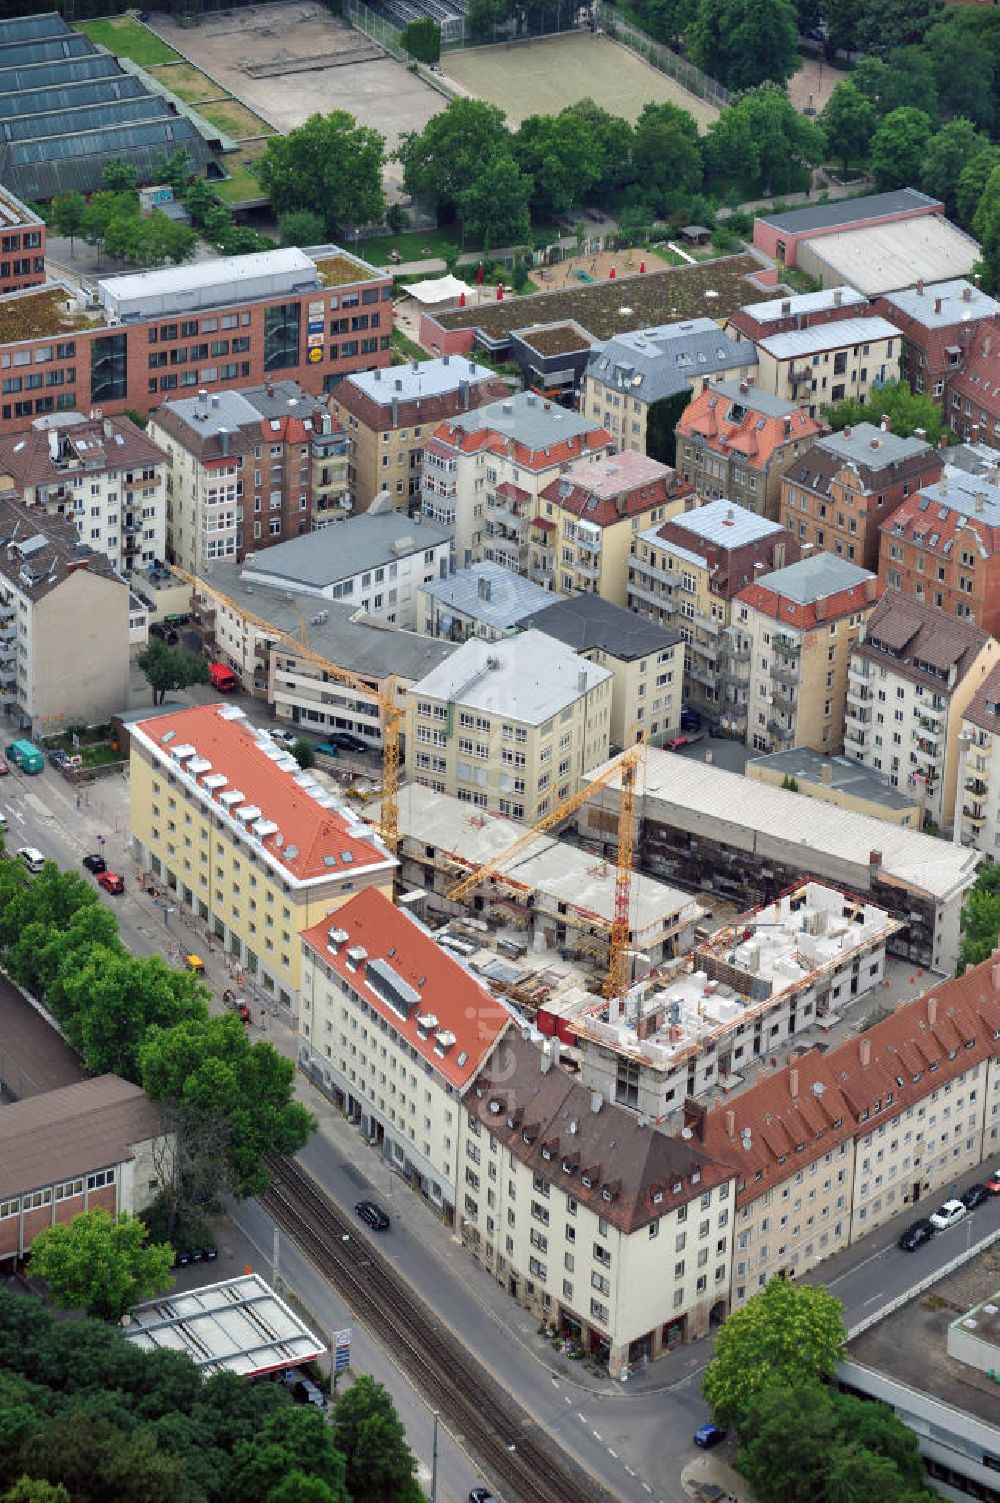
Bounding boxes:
308 347 323 363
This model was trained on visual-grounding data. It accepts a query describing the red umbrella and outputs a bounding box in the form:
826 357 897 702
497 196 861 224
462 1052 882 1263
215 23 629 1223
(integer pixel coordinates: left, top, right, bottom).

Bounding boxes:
609 266 616 280
475 261 485 285
639 260 646 274
497 283 504 301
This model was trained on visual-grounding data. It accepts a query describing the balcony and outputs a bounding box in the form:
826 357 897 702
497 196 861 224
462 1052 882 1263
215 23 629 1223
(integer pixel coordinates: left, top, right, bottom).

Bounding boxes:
529 563 554 586
687 662 717 689
693 612 721 635
575 531 601 554
915 737 941 762
767 719 794 743
788 365 811 387
719 660 751 685
771 687 797 715
628 577 674 609
772 632 801 658
966 777 989 797
844 704 871 726
770 663 798 687
846 681 872 705
491 500 528 532
963 805 986 826
844 726 867 749
575 553 601 579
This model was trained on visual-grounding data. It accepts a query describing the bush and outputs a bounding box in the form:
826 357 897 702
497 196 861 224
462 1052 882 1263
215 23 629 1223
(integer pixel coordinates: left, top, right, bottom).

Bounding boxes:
401 17 441 62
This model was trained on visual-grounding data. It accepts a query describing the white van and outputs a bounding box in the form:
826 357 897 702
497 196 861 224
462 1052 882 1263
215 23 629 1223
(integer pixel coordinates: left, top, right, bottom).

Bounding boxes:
16 846 44 874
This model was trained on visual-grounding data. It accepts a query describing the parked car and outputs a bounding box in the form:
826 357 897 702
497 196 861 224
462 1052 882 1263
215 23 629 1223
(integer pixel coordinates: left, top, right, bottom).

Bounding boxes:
469 1489 499 1503
680 708 701 732
664 735 692 753
281 1370 328 1410
962 1183 990 1210
329 731 370 753
898 1218 935 1251
185 954 205 974
694 1423 727 1449
354 1200 390 1231
313 742 341 759
173 1243 218 1268
96 871 125 895
82 853 107 874
16 846 45 874
929 1199 968 1231
270 728 299 748
48 749 70 769
987 1167 1000 1194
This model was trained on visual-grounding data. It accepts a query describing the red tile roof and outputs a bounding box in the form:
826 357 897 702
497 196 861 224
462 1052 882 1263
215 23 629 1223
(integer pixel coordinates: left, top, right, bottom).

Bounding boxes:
736 570 879 627
131 704 393 886
677 383 823 471
945 316 1000 432
430 418 612 473
702 955 1000 1206
301 887 510 1090
539 451 691 526
882 486 1000 559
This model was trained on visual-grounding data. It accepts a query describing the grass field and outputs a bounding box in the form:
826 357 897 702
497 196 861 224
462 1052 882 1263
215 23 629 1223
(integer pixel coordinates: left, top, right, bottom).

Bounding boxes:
195 99 275 138
442 31 719 130
146 61 226 104
76 16 181 66
214 147 267 205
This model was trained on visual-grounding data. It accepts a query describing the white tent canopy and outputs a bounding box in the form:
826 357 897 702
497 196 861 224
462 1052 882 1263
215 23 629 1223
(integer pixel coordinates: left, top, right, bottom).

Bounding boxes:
404 274 474 305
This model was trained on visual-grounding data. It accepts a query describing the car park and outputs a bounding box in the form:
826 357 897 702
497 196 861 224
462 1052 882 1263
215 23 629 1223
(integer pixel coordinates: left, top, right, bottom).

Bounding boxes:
173 1243 218 1268
898 1218 935 1250
83 854 107 874
354 1200 390 1231
929 1199 968 1231
96 871 125 895
962 1183 990 1210
694 1423 727 1448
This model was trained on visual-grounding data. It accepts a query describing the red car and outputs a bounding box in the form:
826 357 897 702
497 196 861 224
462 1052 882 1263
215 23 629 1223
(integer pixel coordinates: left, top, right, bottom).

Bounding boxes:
986 1167 1000 1194
96 871 125 894
665 735 692 753
0 757 10 776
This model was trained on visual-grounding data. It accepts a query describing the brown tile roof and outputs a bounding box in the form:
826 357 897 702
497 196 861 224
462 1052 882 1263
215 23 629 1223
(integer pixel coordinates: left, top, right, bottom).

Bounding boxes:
0 1075 165 1199
0 494 121 601
0 979 86 1099
539 451 691 527
0 416 165 491
946 317 1000 428
854 589 993 692
702 954 1000 1206
962 659 1000 736
465 1030 732 1234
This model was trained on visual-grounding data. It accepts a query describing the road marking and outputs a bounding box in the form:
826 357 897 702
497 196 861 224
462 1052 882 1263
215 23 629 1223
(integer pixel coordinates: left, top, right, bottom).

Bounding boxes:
577 1412 587 1424
563 1396 572 1405
642 1484 652 1494
551 1376 560 1386
862 1292 883 1306
826 1243 891 1286
625 1465 635 1475
608 1447 618 1459
593 1431 602 1442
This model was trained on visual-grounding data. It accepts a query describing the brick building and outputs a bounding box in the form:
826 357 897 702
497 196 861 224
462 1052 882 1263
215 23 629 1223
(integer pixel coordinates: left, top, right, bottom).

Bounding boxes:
724 285 866 344
879 467 1000 636
942 317 1000 446
875 279 1000 401
752 189 946 271
779 422 944 572
0 246 391 437
0 186 44 295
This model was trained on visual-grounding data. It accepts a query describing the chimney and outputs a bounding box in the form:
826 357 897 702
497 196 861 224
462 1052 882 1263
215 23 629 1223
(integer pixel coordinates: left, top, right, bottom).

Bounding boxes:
843 425 852 438
939 433 949 450
916 279 924 295
789 1067 799 1099
739 380 749 395
927 995 938 1026
870 437 880 451
992 957 1000 991
934 297 942 315
880 415 891 432
443 353 450 366
725 1109 736 1139
578 669 588 693
219 427 229 457
459 378 470 411
374 368 381 382
541 1044 552 1074
913 427 926 441
964 285 973 302
869 848 882 874
976 491 986 513
972 423 982 445
391 396 399 428
859 1037 871 1067
984 337 992 358
833 288 843 306
211 393 220 409
821 762 832 784
781 300 791 316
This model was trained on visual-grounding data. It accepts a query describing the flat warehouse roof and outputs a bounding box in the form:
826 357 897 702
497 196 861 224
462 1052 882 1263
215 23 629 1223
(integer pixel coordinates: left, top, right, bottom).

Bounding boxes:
803 219 981 297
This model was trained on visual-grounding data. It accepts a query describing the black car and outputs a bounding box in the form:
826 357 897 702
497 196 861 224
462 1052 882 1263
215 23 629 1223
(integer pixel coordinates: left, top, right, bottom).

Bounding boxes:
330 731 370 753
354 1200 390 1231
962 1183 990 1210
680 708 702 732
898 1217 935 1251
173 1242 218 1268
82 853 107 874
469 1490 499 1503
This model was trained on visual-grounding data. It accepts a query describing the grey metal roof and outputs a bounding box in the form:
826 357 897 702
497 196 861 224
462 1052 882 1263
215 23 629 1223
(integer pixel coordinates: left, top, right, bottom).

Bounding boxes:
944 442 1000 477
737 286 866 323
709 378 799 418
645 497 787 549
746 747 919 812
0 13 71 44
0 73 147 119
420 562 552 630
349 355 495 407
2 94 176 143
913 466 1000 526
757 189 941 236
758 317 898 360
881 278 1000 328
524 593 682 661
1 121 213 202
240 379 319 422
206 563 459 683
451 390 602 449
756 552 874 603
815 423 932 469
161 388 263 440
99 248 316 320
0 33 91 67
585 317 756 404
410 628 611 723
242 506 452 591
0 52 121 93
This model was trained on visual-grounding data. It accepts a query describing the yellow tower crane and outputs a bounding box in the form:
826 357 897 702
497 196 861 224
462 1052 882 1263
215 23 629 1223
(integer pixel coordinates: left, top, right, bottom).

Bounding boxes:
168 566 402 857
446 739 646 999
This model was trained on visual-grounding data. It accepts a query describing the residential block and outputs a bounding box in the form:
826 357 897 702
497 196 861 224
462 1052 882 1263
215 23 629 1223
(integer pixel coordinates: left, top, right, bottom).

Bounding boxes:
879 467 1000 635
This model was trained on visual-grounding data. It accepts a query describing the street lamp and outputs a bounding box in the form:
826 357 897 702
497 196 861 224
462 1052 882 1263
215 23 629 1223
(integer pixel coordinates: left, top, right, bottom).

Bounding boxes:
430 1410 439 1503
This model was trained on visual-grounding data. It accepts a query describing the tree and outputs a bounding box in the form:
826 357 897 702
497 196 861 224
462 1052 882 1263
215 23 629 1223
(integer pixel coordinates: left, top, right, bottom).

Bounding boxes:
974 163 1000 295
922 120 984 219
828 1390 927 1490
959 864 1000 971
62 949 208 1080
855 0 943 54
332 1377 421 1503
401 16 441 61
702 1277 845 1427
230 1407 348 1503
705 86 825 195
3 1482 71 1503
182 177 221 230
631 101 703 214
560 99 635 200
456 154 532 248
48 192 86 253
924 9 999 133
465 0 506 38
280 210 327 248
957 143 1000 229
292 738 316 769
29 1210 173 1323
735 1381 838 1503
689 0 799 90
852 50 939 123
825 0 864 52
640 0 698 47
102 157 139 192
820 81 876 173
153 149 196 196
396 98 511 223
826 1445 908 1503
257 112 386 236
869 107 933 190
513 111 605 218
138 639 209 706
823 380 944 443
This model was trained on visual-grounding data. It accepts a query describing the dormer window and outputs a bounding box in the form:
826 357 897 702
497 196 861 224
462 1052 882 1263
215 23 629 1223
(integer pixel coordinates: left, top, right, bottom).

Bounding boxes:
581 1175 592 1189
652 1191 663 1205
542 1147 551 1160
672 1181 682 1195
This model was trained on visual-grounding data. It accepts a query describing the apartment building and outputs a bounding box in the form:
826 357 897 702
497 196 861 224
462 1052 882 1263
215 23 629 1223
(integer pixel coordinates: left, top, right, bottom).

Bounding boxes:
700 956 1000 1299
526 593 683 748
628 500 799 730
148 381 348 573
875 279 1000 400
879 467 1000 636
235 491 451 632
0 496 129 733
580 318 756 456
573 880 899 1117
405 629 612 822
959 663 1000 855
418 561 553 643
0 246 391 436
734 553 879 754
845 591 999 831
752 317 900 418
724 285 867 344
943 316 1000 446
330 355 510 513
128 702 396 1007
779 422 944 573
0 187 45 297
422 392 612 565
298 886 510 1224
675 380 824 520
0 413 166 577
462 1028 735 1374
533 451 692 605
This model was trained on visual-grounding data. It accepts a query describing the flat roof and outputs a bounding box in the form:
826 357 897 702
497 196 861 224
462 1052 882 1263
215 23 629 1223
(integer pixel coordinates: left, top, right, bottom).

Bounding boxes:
451 390 602 450
524 592 682 661
347 355 494 406
241 505 451 591
410 628 611 723
582 749 979 901
737 286 866 322
757 188 941 235
647 498 787 549
746 747 920 812
709 378 800 417
419 562 553 630
882 278 1000 327
804 218 980 297
99 248 315 313
756 552 874 604
815 422 933 469
159 387 262 439
124 1273 326 1378
758 316 899 360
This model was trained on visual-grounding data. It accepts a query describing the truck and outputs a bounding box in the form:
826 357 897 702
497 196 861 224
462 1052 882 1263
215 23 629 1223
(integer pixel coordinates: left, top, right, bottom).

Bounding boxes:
208 663 239 693
6 739 44 774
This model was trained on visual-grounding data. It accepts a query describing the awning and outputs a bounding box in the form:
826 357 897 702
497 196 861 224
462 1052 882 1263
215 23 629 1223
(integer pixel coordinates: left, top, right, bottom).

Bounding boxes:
404 274 474 306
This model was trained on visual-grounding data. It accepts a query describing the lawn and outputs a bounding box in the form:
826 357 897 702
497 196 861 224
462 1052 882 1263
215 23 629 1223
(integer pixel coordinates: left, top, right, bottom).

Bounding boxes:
195 99 275 139
76 17 181 66
359 226 464 267
213 149 267 205
146 61 226 104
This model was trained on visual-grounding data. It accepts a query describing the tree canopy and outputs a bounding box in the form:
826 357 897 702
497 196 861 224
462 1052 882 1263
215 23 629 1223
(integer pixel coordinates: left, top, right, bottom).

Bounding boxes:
822 380 946 444
396 98 511 225
29 1210 173 1323
331 1376 422 1503
959 863 1000 971
869 106 935 190
705 86 824 195
820 81 877 173
137 639 209 706
688 0 799 89
257 112 386 235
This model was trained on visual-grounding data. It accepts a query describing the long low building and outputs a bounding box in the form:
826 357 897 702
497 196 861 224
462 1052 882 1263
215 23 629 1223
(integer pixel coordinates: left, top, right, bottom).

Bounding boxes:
579 749 979 974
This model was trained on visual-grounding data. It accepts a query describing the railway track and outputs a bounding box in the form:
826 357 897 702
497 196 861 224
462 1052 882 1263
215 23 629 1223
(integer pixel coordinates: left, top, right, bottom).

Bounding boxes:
263 1154 619 1503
